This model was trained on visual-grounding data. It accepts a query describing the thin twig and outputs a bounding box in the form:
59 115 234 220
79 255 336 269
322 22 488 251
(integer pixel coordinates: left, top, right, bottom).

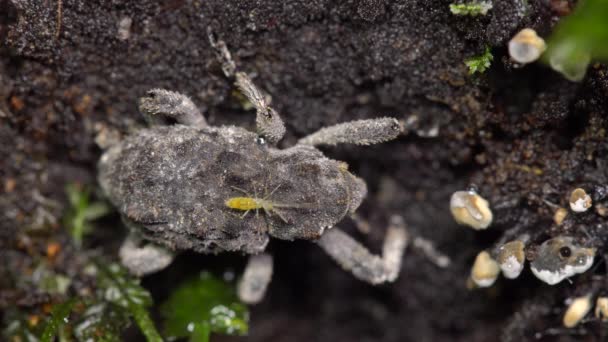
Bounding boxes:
55 0 63 39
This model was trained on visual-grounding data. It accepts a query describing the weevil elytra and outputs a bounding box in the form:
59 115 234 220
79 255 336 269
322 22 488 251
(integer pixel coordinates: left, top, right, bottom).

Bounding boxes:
98 28 408 304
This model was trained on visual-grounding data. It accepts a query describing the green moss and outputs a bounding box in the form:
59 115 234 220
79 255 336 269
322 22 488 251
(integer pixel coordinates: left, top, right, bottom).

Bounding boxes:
162 272 249 342
72 301 129 342
41 299 77 342
94 261 163 342
63 183 110 247
465 46 493 74
3 260 162 342
449 1 492 16
3 313 45 342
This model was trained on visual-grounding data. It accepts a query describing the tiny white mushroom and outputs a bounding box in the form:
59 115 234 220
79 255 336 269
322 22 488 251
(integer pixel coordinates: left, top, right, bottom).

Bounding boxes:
508 28 546 64
595 297 608 321
497 240 525 279
471 250 500 287
553 207 568 225
450 190 493 230
569 188 592 213
563 294 592 328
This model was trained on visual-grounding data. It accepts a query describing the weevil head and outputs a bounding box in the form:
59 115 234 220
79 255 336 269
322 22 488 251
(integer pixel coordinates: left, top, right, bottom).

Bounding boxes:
344 172 368 214
266 146 369 241
530 236 595 285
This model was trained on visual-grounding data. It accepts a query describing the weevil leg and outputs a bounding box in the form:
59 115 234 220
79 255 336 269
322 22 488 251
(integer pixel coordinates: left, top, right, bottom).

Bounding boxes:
237 253 273 304
208 27 286 144
235 72 286 144
138 89 207 128
317 215 408 284
119 234 175 276
207 27 236 78
411 236 451 268
297 118 402 147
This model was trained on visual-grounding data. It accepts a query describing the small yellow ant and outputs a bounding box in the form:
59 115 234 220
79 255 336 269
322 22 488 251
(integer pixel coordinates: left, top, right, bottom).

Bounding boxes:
225 184 308 223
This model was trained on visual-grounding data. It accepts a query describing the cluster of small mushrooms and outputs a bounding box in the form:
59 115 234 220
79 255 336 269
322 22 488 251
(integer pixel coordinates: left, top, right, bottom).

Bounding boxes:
450 187 600 328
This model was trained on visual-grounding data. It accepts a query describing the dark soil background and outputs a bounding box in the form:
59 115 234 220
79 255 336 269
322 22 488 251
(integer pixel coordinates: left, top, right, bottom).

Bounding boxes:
2 0 608 341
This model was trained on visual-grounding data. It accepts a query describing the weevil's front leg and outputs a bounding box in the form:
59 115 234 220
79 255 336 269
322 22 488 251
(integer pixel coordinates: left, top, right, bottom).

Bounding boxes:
208 27 286 144
297 118 402 147
207 27 236 79
119 234 175 276
235 73 286 143
139 89 207 128
237 253 273 304
317 215 408 284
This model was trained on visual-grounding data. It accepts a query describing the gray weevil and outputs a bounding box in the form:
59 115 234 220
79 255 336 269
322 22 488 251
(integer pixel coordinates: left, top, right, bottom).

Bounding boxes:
97 29 408 304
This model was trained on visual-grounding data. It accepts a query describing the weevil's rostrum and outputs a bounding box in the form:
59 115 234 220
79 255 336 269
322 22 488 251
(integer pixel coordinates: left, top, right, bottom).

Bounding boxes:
98 30 407 304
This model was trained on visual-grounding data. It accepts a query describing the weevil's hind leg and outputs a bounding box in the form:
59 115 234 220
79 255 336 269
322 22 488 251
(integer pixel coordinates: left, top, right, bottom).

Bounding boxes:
139 89 207 128
317 215 408 284
297 118 402 147
119 234 175 277
208 27 286 144
237 253 273 304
